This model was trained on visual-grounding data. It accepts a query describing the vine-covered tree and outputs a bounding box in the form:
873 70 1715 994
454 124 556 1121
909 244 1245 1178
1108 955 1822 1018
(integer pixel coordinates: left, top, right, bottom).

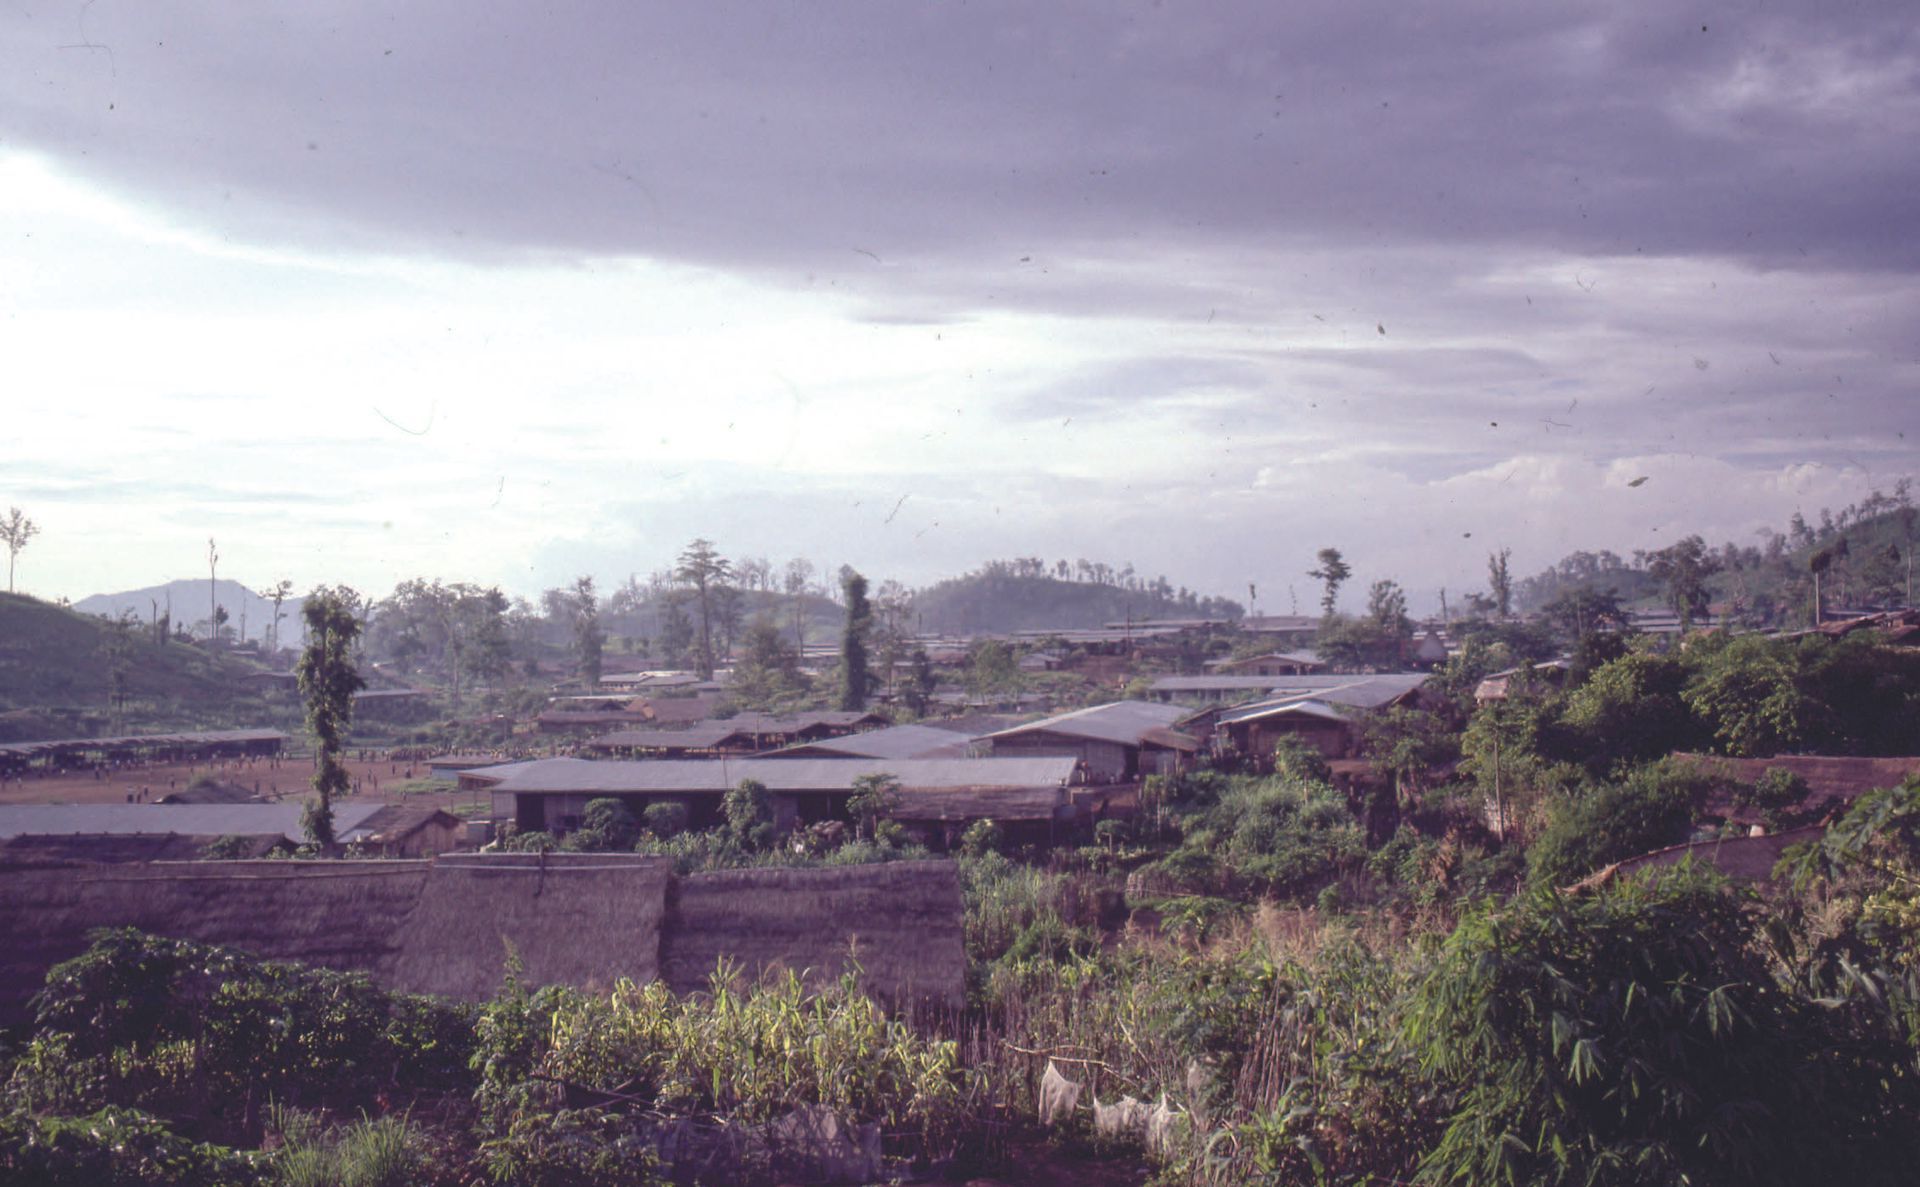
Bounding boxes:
295 586 366 846
839 568 872 710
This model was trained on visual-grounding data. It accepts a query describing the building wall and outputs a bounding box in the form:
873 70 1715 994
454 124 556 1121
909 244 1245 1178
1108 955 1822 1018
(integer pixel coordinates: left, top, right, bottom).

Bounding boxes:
989 732 1132 781
1239 718 1353 760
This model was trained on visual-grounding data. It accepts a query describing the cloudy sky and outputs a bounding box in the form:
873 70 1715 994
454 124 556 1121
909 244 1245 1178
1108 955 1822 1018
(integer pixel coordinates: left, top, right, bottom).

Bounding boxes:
3 1 1914 613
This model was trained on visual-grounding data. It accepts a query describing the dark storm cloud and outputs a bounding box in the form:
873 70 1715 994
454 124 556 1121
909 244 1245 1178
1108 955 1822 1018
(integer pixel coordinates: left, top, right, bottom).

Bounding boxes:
5 0 1916 285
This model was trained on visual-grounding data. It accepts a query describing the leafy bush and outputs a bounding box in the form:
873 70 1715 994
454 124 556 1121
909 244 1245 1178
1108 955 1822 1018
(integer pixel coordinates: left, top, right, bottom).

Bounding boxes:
1526 759 1715 885
16 931 475 1140
0 1106 262 1187
1169 770 1365 899
1410 868 1920 1186
640 801 688 838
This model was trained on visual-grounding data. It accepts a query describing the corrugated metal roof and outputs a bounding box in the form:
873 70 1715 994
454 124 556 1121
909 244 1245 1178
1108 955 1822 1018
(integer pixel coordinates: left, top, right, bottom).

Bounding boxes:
763 724 977 760
0 802 384 843
480 756 1076 794
587 724 757 751
982 700 1194 747
1151 674 1429 705
1218 698 1351 726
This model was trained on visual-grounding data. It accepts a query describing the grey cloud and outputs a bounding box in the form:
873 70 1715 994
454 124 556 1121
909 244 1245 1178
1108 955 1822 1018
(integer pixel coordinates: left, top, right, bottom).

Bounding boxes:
5 0 1916 286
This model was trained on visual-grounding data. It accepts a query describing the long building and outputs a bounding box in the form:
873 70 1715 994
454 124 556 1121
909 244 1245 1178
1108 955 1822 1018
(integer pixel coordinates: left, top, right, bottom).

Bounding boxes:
465 755 1078 844
0 729 288 775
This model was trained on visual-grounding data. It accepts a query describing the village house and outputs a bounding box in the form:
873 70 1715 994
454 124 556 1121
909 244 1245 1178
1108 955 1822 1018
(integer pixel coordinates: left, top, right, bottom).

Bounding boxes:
1204 650 1326 677
1211 675 1434 762
978 700 1199 781
347 804 468 858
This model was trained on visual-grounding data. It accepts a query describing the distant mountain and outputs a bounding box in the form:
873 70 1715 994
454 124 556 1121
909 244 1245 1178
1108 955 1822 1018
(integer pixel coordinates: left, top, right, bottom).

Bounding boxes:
75 579 305 647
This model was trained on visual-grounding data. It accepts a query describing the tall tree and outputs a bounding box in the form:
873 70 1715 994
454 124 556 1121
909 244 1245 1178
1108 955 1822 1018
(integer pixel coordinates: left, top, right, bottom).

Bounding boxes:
1367 578 1410 634
1808 538 1849 625
296 586 366 847
1647 535 1722 630
258 580 295 654
1487 547 1513 617
0 507 37 594
731 615 802 708
872 578 913 697
839 568 873 710
901 647 937 717
571 575 604 686
783 557 815 650
206 538 219 643
675 538 732 678
1307 547 1352 616
101 612 139 733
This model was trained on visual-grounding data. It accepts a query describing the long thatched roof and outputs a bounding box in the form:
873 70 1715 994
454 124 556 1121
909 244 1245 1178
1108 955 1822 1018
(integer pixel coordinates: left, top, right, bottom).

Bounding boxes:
0 852 966 1022
661 861 966 1008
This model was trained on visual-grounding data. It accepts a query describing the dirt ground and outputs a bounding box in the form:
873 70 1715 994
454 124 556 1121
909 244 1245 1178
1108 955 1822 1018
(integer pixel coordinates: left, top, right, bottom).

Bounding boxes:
0 752 485 814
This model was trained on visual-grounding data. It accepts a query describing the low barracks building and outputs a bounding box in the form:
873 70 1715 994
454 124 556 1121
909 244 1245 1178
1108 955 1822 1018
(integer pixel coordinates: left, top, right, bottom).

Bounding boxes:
464 755 1079 846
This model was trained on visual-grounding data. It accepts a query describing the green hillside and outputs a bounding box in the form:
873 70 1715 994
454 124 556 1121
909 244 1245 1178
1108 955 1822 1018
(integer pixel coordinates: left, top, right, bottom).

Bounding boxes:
0 593 291 740
913 565 1243 634
1518 492 1915 627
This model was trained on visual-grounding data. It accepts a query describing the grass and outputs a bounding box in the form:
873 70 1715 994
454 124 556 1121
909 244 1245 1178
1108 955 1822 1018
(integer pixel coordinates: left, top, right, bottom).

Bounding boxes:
0 592 281 731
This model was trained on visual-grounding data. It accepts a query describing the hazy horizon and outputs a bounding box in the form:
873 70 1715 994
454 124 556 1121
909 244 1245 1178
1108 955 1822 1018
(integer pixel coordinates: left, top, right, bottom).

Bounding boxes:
4 2 1914 613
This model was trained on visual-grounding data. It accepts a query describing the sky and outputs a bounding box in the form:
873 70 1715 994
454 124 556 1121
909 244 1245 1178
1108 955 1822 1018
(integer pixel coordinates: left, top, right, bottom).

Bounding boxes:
2 0 1915 615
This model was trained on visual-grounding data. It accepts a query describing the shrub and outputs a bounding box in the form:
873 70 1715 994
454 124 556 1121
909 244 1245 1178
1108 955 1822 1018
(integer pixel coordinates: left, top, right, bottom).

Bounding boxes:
0 1106 262 1187
640 801 688 838
1526 759 1713 886
957 818 1004 858
1410 868 1920 1186
18 931 474 1140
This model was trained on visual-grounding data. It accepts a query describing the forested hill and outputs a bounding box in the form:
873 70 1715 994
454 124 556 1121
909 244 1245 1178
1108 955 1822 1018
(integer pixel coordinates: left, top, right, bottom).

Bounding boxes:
1516 487 1916 626
0 593 274 740
913 561 1244 634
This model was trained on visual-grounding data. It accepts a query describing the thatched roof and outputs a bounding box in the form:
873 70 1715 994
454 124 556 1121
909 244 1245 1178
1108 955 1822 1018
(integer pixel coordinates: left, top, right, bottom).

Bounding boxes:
1673 753 1920 824
341 805 463 845
384 853 670 1001
0 853 962 1023
1570 825 1826 892
158 779 259 805
660 861 966 1009
0 859 433 1025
